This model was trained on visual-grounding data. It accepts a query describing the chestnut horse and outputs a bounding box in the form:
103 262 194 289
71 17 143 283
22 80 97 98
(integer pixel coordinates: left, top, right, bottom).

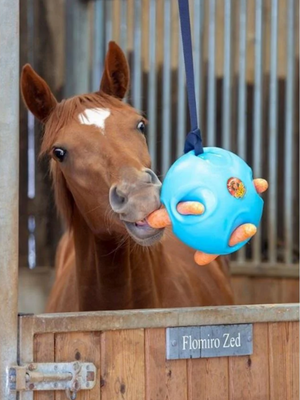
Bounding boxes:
21 42 234 312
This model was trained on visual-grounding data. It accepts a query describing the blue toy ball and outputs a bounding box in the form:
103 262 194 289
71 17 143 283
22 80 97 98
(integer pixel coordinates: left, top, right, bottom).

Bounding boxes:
161 147 264 255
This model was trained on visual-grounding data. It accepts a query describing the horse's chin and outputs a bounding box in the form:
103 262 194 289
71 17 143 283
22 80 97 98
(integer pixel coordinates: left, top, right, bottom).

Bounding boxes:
123 221 164 247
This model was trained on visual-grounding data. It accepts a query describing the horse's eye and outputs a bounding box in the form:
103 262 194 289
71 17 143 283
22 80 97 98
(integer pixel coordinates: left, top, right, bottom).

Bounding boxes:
52 147 67 162
137 120 145 134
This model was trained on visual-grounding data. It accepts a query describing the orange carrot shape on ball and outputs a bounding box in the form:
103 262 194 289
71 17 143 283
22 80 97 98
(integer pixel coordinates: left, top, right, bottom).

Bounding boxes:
147 178 268 266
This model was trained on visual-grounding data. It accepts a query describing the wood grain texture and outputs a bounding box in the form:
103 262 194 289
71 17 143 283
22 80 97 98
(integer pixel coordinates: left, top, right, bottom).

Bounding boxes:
34 333 55 400
232 277 299 306
249 323 270 399
165 359 188 400
280 279 300 303
231 276 254 305
28 304 299 333
55 332 101 400
252 278 281 304
230 264 299 278
101 329 145 400
269 322 299 400
269 322 287 400
145 328 166 399
187 358 228 400
228 323 269 400
30 320 299 400
286 322 299 400
145 328 187 400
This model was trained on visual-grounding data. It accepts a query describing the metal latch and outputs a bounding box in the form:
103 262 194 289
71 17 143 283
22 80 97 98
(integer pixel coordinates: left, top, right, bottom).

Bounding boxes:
9 362 96 399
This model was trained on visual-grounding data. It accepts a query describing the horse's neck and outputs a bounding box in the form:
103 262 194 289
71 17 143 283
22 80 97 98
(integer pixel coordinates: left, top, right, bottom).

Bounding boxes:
72 209 161 311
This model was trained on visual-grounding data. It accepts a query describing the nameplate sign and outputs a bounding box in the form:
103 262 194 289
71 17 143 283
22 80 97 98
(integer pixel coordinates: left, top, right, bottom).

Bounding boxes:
166 324 253 360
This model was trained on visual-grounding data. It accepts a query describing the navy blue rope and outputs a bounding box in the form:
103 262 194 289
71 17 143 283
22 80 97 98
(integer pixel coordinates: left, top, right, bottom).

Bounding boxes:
178 0 204 155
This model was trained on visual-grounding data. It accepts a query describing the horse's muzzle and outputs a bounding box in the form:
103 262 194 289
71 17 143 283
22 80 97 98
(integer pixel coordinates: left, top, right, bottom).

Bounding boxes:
109 168 164 245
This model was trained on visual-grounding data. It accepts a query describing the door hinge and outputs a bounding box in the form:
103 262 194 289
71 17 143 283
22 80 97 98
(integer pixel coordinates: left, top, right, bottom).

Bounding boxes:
8 362 96 397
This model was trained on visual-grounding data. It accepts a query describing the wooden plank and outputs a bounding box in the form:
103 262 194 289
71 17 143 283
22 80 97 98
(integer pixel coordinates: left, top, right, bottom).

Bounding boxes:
232 277 299 305
269 322 288 400
280 279 300 303
165 359 187 400
249 323 270 399
252 278 281 304
228 323 269 399
55 332 101 400
187 358 228 400
231 276 254 305
286 322 299 400
230 263 299 278
101 329 145 400
269 321 299 400
28 320 299 400
22 304 300 334
34 333 55 400
145 328 167 399
229 355 252 400
145 328 187 400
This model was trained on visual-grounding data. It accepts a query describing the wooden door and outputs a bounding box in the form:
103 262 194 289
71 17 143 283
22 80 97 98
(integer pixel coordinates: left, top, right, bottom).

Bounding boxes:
19 304 299 399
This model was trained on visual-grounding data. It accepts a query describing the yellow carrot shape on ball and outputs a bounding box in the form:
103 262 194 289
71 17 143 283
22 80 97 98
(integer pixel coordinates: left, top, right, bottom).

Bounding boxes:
177 201 205 215
194 251 218 265
229 223 257 247
147 178 268 266
147 201 205 229
194 224 257 265
253 178 268 194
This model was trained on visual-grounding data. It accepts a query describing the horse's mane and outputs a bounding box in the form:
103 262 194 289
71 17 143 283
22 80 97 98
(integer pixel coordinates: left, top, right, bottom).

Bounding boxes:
41 92 124 227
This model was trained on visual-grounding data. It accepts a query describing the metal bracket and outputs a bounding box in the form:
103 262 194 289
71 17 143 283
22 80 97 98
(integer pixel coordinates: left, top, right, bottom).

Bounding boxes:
8 362 96 394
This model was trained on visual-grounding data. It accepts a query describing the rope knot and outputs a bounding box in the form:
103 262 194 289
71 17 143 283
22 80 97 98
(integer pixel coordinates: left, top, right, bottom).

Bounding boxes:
184 128 204 156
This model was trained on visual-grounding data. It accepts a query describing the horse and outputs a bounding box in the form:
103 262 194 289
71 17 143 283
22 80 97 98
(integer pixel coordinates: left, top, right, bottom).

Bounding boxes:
21 41 234 312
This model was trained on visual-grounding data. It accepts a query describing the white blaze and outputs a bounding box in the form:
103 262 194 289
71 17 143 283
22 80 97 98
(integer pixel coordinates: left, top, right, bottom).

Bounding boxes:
78 108 110 133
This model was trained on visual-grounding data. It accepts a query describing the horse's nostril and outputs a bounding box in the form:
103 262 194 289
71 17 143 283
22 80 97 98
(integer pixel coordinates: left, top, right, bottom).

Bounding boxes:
116 189 126 203
109 185 127 210
144 168 161 185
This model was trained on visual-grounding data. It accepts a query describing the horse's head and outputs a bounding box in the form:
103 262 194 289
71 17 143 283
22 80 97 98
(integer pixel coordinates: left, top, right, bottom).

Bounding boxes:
21 42 163 246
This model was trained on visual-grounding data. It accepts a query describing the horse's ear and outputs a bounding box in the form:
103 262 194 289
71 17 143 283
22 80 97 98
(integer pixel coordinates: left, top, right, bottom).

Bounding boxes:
100 41 130 99
21 64 57 123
